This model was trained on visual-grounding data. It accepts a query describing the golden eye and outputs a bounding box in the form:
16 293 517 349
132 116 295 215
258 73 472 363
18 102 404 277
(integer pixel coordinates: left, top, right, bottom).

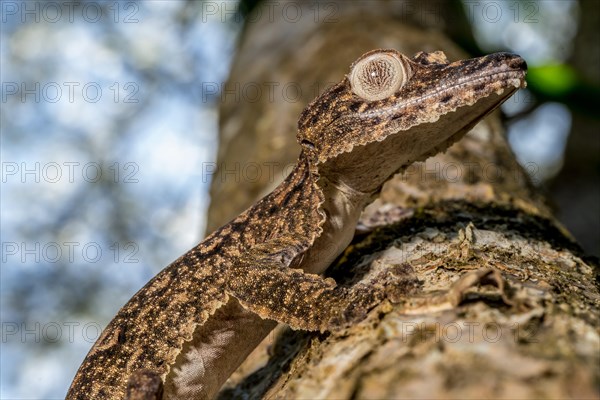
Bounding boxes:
349 53 409 101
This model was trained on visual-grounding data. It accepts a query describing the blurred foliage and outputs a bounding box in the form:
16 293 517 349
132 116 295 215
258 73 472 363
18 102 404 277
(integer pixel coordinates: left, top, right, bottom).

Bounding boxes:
527 64 600 116
529 64 579 96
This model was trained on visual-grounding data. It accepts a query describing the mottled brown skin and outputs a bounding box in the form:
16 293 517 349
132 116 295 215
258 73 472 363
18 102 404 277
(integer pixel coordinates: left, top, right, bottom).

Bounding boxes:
67 50 526 399
126 370 163 400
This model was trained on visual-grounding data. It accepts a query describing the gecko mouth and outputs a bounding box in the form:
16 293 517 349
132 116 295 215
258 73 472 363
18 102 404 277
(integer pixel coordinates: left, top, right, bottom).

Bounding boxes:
412 77 523 165
403 59 526 134
358 50 527 123
425 69 526 106
362 69 527 120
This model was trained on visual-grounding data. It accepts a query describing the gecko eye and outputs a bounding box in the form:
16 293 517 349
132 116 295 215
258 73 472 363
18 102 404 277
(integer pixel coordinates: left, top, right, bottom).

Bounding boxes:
349 52 409 101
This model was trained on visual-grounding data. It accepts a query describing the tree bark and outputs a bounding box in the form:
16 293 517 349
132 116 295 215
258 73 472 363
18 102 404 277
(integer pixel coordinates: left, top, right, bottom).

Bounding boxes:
207 2 600 398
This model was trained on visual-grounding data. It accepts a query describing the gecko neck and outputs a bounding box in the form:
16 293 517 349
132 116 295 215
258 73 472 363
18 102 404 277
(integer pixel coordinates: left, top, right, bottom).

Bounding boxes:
294 151 374 275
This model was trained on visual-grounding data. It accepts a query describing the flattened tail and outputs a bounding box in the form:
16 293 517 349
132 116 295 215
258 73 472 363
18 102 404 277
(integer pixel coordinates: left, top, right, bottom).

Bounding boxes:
66 256 230 399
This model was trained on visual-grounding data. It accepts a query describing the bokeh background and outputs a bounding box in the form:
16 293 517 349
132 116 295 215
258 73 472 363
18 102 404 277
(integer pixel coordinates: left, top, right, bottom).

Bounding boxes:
1 1 598 398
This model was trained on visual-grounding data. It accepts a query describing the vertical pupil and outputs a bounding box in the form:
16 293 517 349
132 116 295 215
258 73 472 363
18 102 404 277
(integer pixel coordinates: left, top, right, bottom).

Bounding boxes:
363 60 392 90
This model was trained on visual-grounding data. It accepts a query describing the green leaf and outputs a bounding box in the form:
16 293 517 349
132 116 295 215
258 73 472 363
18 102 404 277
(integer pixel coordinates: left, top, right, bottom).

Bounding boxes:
527 64 578 96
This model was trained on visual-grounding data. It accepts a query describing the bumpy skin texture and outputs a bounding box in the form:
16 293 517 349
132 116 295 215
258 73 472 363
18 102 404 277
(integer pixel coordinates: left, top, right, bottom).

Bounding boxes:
67 49 526 399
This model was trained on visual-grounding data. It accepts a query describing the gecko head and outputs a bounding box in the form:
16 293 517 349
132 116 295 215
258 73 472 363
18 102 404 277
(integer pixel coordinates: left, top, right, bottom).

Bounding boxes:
297 49 527 192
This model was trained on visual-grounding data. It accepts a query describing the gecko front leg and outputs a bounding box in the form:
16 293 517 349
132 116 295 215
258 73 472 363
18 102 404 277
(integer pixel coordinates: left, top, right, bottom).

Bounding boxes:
156 237 397 400
227 238 394 332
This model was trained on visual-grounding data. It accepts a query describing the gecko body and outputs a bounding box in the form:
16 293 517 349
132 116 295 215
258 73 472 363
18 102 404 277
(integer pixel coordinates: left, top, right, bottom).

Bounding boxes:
67 49 527 399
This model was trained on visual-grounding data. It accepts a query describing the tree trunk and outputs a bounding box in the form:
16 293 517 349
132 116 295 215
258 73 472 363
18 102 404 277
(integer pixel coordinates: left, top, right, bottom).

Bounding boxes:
207 2 600 398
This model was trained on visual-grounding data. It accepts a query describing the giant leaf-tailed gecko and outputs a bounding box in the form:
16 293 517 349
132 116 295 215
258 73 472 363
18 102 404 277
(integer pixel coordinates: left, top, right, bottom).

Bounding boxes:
67 49 527 399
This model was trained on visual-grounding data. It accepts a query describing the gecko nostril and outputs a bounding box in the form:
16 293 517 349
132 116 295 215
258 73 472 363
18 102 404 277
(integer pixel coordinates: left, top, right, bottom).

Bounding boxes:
506 55 527 71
